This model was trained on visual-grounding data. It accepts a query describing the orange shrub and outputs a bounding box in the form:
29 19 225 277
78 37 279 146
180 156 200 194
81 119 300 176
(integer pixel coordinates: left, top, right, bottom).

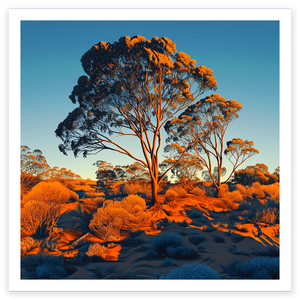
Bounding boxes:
86 243 108 259
218 185 244 202
89 195 150 241
261 183 280 203
190 187 207 196
21 201 66 237
123 180 151 198
21 237 42 255
23 181 77 205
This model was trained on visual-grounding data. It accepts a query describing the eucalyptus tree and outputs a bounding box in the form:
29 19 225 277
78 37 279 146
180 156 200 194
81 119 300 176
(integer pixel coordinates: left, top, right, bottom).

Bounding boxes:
165 94 259 195
56 35 217 205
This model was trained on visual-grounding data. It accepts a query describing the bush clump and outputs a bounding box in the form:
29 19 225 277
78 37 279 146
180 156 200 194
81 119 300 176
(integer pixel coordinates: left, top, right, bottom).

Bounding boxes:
89 195 150 241
160 262 221 279
150 232 183 255
22 254 71 279
166 245 197 259
86 243 108 260
23 181 76 205
20 237 42 255
21 201 66 238
230 256 279 279
188 234 206 245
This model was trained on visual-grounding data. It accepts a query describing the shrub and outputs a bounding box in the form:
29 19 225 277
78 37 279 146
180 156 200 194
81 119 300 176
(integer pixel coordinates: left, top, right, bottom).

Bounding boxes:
213 234 225 243
166 245 197 259
213 198 238 210
165 190 178 202
230 256 279 279
143 249 161 260
22 254 69 279
86 243 108 260
163 257 174 267
169 186 188 197
254 245 279 257
20 237 42 255
21 201 66 238
190 187 206 196
202 225 216 232
23 181 75 205
20 173 41 198
123 181 151 198
218 184 244 202
35 262 67 279
246 206 279 225
188 234 206 245
160 263 221 279
179 219 188 227
89 195 150 241
188 210 202 218
197 243 207 250
150 233 183 255
230 233 245 243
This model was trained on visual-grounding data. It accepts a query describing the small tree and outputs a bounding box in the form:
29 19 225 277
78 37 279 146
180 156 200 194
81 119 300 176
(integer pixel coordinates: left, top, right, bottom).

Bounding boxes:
94 161 126 184
56 35 217 206
160 143 203 191
165 94 259 196
21 145 50 176
231 163 279 185
39 166 81 180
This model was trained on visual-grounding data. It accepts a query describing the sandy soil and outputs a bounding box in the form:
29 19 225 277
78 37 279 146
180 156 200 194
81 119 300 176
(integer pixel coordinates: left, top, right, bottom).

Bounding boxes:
21 186 279 280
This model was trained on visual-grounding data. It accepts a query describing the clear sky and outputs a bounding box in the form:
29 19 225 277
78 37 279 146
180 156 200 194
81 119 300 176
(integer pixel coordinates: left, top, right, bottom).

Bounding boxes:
21 21 279 180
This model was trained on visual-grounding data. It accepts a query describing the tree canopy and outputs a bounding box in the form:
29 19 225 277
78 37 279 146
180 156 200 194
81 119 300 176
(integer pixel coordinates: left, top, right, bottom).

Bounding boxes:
55 35 217 205
231 163 279 185
165 94 259 192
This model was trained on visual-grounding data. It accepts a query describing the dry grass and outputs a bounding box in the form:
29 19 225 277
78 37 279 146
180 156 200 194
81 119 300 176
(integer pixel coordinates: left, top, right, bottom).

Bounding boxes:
190 187 207 196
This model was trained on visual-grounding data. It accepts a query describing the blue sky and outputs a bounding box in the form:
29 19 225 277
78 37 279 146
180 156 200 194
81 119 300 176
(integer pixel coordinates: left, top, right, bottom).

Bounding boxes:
21 21 279 180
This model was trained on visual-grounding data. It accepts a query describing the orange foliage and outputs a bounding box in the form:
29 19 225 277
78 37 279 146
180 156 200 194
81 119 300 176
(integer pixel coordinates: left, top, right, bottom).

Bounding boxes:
86 243 108 259
23 181 78 206
89 195 150 242
21 201 66 237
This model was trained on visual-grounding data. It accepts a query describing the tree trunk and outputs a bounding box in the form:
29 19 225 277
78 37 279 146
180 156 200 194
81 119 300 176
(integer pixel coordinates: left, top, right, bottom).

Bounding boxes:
150 179 159 207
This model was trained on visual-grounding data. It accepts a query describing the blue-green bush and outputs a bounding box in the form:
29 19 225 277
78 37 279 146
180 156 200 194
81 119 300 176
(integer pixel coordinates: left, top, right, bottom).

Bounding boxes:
150 233 183 254
160 262 221 279
188 234 206 245
188 210 202 218
166 245 197 259
22 254 70 279
213 234 225 243
197 243 207 250
202 225 216 232
230 256 279 279
163 257 174 267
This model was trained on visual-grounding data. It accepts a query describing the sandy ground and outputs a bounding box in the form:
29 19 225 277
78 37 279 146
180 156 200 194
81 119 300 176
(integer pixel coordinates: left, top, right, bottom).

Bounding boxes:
21 186 279 280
